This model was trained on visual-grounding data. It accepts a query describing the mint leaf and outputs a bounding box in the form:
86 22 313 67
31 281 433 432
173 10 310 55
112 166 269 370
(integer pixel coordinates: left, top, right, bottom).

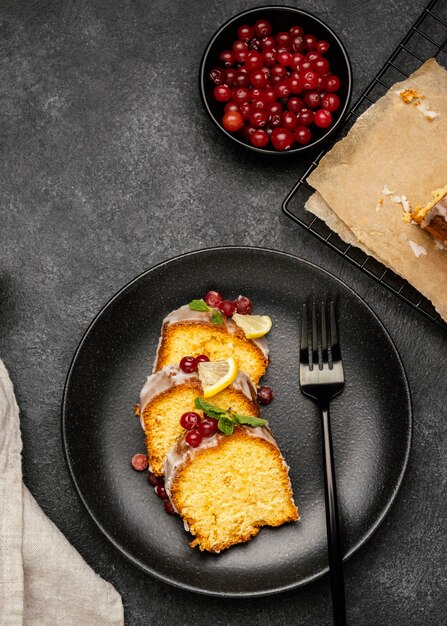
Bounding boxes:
194 397 227 419
211 310 224 325
234 414 268 428
218 416 234 436
188 299 210 312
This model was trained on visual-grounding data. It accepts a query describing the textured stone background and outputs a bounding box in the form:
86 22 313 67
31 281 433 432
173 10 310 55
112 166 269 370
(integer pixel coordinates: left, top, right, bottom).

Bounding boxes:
1 0 447 624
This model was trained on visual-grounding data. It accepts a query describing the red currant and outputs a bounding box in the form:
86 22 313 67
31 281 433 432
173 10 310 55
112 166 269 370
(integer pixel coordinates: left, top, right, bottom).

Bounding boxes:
164 500 176 515
250 129 269 148
312 57 330 75
288 74 303 94
291 35 305 52
304 34 317 50
289 25 304 37
288 96 304 113
274 80 290 99
233 40 248 63
199 417 219 438
306 50 320 63
277 50 292 67
301 70 319 90
257 385 274 404
263 88 277 103
271 64 287 81
250 70 267 88
254 19 272 38
262 49 277 67
179 356 197 373
233 295 253 314
294 125 312 145
297 108 314 125
185 430 203 447
271 127 294 151
249 109 268 128
314 108 333 128
222 110 244 132
196 354 210 364
321 93 340 112
261 35 276 49
237 24 254 42
304 90 321 109
235 69 250 88
131 453 148 471
213 85 231 103
205 290 222 307
290 52 305 69
218 50 234 67
316 40 330 54
245 50 263 72
148 472 164 487
325 75 340 92
276 31 292 48
180 412 201 430
282 110 297 130
156 484 168 500
224 101 239 113
219 299 237 316
232 87 250 104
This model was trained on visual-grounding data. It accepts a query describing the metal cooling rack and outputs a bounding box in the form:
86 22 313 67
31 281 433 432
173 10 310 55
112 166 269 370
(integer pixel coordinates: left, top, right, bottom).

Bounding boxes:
283 0 447 330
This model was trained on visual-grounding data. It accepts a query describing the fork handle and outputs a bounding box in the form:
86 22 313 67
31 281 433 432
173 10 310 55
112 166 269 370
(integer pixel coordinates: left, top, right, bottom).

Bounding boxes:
321 404 346 626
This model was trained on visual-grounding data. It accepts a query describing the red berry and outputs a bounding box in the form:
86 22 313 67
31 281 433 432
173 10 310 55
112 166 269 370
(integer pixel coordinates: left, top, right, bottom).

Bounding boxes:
316 40 330 54
225 68 237 86
196 354 210 364
274 80 290 99
218 50 235 67
235 69 250 88
297 108 314 126
243 125 256 141
209 67 227 85
148 472 164 487
304 34 317 50
288 74 303 94
156 484 168 500
131 453 148 471
266 101 282 116
288 96 304 113
185 430 203 447
233 40 248 63
224 102 239 113
325 75 340 92
205 290 222 307
261 35 276 49
291 35 305 52
254 19 272 38
222 110 244 132
179 356 197 373
263 49 277 67
276 31 292 48
249 109 268 128
294 125 312 145
164 499 177 515
314 108 333 128
277 50 293 67
239 101 252 120
249 38 261 51
214 84 231 102
245 50 263 72
233 295 253 314
322 93 341 112
250 70 267 89
301 70 319 90
262 88 277 104
306 50 320 63
271 64 287 81
290 52 305 69
180 411 201 430
271 127 294 151
290 25 304 37
257 385 274 405
250 129 269 148
282 110 297 130
232 87 250 104
304 90 321 109
237 24 254 42
219 299 237 316
198 417 219 438
312 57 330 75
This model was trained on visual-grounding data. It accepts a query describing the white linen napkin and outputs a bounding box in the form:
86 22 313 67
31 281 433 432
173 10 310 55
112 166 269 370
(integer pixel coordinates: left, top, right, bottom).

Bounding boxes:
0 360 124 625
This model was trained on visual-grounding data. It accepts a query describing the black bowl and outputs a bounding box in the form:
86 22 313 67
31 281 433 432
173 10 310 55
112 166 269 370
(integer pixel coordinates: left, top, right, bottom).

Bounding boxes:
199 6 352 156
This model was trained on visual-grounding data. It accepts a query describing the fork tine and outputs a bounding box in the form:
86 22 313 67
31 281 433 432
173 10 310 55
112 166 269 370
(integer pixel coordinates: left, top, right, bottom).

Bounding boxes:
311 303 319 369
300 304 309 364
321 302 328 364
330 302 341 362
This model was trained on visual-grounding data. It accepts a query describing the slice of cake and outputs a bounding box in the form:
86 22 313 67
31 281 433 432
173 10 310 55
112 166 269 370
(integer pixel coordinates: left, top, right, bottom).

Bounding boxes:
411 184 447 245
165 426 299 552
154 305 268 384
140 365 259 475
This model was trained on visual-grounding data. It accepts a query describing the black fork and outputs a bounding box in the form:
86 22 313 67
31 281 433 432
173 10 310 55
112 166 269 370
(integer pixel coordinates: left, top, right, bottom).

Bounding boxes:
300 302 346 626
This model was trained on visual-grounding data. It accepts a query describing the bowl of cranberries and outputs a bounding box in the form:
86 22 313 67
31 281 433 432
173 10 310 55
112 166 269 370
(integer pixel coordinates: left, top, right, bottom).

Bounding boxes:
199 6 352 154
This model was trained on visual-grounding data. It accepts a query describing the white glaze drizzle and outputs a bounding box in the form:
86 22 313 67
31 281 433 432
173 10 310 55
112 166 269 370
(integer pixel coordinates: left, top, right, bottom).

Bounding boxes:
422 194 447 227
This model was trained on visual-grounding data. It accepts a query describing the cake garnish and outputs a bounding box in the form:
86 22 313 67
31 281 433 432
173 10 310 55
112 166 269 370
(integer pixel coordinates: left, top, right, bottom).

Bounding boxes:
257 385 274 405
197 357 238 398
232 313 272 339
211 310 224 325
188 298 211 312
194 397 268 437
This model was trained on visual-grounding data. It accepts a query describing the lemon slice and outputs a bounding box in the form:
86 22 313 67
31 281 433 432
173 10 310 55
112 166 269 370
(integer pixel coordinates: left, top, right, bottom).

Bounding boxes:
197 357 238 398
232 313 272 339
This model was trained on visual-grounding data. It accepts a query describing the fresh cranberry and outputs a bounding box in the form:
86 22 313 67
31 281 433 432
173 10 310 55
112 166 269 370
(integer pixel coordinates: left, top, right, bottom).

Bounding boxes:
271 127 294 151
219 299 237 316
233 295 253 314
185 430 203 447
262 49 277 67
262 87 277 103
243 125 256 141
179 356 197 373
249 38 261 51
250 129 269 148
205 290 222 307
314 108 333 128
218 50 235 67
224 102 239 114
291 35 305 52
213 85 232 102
196 354 210 364
245 50 263 72
209 67 227 85
290 52 305 69
306 50 320 63
235 69 250 88
277 50 292 67
295 125 312 145
316 40 330 54
237 24 254 42
276 31 292 48
281 110 297 130
261 35 276 49
222 110 244 132
257 385 274 404
254 19 272 38
288 96 304 113
250 70 267 88
233 40 248 63
199 417 219 438
233 87 250 104
148 472 164 487
297 108 314 125
304 34 317 50
301 70 319 90
288 74 303 94
304 90 322 109
239 101 252 120
249 109 268 128
313 57 330 75
164 499 177 515
180 411 201 430
322 93 340 112
271 64 287 81
131 453 148 471
274 80 290 99
300 60 312 72
266 101 282 116
290 25 304 37
225 68 237 86
156 484 168 500
325 75 340 92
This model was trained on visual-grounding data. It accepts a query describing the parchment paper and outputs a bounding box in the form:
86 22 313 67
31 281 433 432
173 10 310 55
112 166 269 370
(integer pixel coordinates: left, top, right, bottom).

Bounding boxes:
305 59 447 321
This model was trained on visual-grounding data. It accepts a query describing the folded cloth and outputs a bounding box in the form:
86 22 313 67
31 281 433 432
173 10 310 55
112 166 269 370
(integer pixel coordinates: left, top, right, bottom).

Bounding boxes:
0 360 124 625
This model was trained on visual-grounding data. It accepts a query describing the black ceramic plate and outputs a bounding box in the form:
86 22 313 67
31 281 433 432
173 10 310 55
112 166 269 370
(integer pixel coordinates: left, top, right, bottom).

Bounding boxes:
62 247 412 597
